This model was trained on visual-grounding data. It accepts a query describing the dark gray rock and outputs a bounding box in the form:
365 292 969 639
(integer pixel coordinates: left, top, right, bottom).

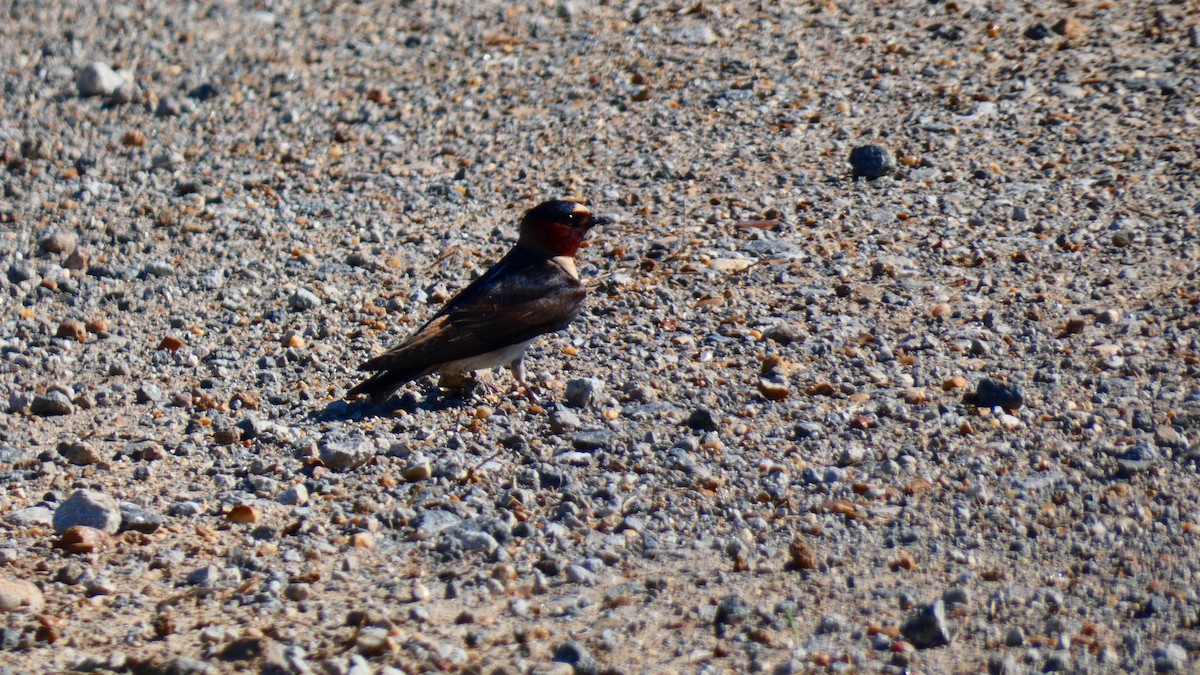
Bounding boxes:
686 407 720 431
849 144 896 179
118 503 163 534
1024 23 1053 40
901 599 954 648
571 429 613 451
31 391 73 416
969 378 1023 410
714 595 750 637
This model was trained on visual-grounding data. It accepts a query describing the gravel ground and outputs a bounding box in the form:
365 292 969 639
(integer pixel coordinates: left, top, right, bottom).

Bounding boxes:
1 0 1199 673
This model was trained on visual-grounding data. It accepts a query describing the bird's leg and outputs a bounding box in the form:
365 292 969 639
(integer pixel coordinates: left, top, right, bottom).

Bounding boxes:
508 355 540 403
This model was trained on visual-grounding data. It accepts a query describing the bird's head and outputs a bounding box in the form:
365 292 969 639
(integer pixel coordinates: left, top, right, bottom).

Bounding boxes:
517 199 607 257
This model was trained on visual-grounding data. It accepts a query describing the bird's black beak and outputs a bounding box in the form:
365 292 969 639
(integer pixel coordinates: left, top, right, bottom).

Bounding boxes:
588 214 612 229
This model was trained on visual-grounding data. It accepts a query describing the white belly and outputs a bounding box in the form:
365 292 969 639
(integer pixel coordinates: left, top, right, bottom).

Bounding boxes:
438 340 533 374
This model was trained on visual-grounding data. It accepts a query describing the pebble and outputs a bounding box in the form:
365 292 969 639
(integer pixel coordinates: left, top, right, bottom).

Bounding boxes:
151 152 183 171
1052 17 1088 38
118 503 163 534
942 587 970 607
571 430 613 451
687 407 720 431
65 249 90 271
188 82 221 101
837 445 866 466
1154 643 1187 672
56 525 112 554
226 504 260 524
1153 426 1185 450
319 434 374 471
714 595 750 637
794 421 823 438
565 377 604 408
76 62 124 97
39 231 78 254
53 490 122 534
56 319 88 342
987 654 1019 675
187 564 225 587
556 0 579 22
817 613 848 634
447 529 498 554
136 384 164 404
762 323 803 345
672 25 717 45
4 506 54 528
565 565 595 584
0 578 44 613
157 97 189 118
31 391 73 416
55 561 90 585
1024 23 1054 40
849 144 896 179
167 500 204 519
788 536 818 570
278 483 309 506
58 441 101 465
549 406 582 432
108 78 137 104
969 378 1023 410
1043 650 1071 671
402 460 432 481
289 288 322 310
554 640 598 674
143 260 175 277
7 260 36 283
757 377 790 400
901 599 953 648
355 627 389 655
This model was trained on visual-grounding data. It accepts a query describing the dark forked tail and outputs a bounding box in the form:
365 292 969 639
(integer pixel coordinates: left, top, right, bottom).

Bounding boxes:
344 363 429 401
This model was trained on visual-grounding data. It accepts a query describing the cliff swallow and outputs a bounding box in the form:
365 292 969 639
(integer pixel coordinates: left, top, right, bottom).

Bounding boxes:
346 199 606 402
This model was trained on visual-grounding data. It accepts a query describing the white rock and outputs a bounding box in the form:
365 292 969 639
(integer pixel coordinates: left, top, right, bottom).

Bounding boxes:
278 483 309 506
710 258 755 273
0 578 44 613
77 62 124 97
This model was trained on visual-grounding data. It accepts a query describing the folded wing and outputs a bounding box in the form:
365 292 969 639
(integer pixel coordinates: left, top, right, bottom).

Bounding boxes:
347 250 586 399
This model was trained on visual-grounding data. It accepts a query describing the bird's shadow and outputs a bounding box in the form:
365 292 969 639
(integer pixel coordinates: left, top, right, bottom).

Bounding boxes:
312 387 487 422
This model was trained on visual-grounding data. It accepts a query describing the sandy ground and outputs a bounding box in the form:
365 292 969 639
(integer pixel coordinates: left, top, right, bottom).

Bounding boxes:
1 1 1199 673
